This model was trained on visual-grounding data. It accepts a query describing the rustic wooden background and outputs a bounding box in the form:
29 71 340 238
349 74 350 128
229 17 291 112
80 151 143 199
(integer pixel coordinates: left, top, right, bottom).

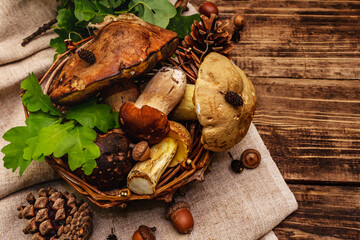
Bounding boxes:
190 0 360 239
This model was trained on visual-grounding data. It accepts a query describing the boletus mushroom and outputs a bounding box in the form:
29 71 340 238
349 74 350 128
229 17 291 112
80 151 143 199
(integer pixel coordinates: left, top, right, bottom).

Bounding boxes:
119 67 186 144
170 52 257 152
48 14 179 105
195 52 256 152
127 137 178 195
74 130 134 190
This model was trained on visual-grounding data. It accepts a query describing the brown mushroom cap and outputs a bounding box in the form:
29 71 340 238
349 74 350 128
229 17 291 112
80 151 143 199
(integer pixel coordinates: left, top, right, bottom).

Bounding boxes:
165 201 191 220
194 52 256 152
119 102 170 144
48 14 178 105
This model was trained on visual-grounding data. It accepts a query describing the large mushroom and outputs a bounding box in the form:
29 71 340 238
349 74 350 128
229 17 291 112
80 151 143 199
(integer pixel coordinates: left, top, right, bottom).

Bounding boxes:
170 52 256 152
48 14 179 105
119 67 187 144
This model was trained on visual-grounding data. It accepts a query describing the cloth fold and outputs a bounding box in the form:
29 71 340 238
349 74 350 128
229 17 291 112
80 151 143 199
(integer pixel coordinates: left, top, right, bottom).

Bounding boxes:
0 1 297 239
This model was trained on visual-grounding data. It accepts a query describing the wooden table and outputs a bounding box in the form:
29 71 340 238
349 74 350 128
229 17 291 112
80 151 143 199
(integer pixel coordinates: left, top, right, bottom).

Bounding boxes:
190 1 360 239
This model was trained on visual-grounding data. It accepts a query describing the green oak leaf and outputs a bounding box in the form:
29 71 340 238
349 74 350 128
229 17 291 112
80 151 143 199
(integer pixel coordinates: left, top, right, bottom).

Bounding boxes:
74 0 97 21
31 121 75 160
23 112 61 161
2 127 32 175
167 7 200 39
50 29 68 54
53 126 99 174
57 8 77 32
129 0 177 28
95 0 115 15
65 99 115 133
1 112 59 175
21 74 62 116
111 111 120 129
99 0 124 9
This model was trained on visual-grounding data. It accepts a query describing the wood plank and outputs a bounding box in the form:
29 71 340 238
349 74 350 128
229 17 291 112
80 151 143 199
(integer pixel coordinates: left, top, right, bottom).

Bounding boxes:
274 184 360 239
252 77 360 183
191 0 360 182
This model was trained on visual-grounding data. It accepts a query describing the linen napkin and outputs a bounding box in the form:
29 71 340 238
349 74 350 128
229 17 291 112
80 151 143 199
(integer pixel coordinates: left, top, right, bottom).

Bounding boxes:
0 0 297 239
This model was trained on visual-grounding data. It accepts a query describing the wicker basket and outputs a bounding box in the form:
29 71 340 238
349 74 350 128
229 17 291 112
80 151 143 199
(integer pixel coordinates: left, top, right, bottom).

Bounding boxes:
22 46 212 209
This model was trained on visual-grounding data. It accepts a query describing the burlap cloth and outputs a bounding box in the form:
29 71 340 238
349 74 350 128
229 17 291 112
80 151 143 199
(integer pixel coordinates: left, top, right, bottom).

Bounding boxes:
0 1 297 239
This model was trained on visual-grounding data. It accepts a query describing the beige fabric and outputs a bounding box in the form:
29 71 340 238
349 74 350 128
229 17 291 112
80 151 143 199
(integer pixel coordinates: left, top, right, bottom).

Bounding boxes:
0 0 297 239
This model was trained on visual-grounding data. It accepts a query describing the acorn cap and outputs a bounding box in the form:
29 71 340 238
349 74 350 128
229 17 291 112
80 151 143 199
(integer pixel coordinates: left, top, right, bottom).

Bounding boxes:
241 149 261 169
138 225 156 240
165 201 191 220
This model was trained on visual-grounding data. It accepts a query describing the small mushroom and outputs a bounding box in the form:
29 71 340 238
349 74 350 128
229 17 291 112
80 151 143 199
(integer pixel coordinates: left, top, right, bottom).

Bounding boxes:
119 67 186 144
241 149 261 169
166 201 194 234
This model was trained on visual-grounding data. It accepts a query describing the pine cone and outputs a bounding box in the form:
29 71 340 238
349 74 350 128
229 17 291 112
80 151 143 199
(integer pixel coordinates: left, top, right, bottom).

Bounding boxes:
182 14 233 57
17 187 93 240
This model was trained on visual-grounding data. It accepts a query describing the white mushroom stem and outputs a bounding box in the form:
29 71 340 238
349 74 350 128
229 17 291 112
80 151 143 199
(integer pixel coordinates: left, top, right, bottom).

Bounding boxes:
127 137 178 195
135 67 186 115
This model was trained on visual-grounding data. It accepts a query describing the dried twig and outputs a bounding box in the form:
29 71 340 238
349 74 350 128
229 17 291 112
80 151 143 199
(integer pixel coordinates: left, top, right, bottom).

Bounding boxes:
21 18 57 47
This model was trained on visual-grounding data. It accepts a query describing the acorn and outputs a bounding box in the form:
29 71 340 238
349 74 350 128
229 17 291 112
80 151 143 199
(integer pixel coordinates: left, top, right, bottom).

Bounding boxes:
165 201 194 234
131 141 151 161
199 1 219 17
132 225 156 240
233 14 245 29
241 149 261 169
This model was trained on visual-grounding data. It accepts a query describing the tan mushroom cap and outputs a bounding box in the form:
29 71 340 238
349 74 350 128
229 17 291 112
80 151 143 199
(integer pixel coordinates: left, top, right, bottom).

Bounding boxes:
194 52 256 152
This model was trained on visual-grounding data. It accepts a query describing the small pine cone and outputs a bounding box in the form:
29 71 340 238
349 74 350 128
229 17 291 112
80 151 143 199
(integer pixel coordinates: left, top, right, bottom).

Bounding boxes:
182 14 233 58
17 187 93 240
225 91 243 106
78 49 96 64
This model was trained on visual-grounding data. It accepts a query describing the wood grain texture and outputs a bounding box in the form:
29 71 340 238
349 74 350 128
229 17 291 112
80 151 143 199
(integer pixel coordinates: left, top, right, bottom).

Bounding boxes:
189 0 360 239
193 0 360 183
274 184 360 240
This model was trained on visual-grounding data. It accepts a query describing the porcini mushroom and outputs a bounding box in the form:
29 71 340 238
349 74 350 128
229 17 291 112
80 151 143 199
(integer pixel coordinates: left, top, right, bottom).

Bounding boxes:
194 52 256 152
74 130 134 190
119 67 186 144
127 137 178 195
48 14 179 105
